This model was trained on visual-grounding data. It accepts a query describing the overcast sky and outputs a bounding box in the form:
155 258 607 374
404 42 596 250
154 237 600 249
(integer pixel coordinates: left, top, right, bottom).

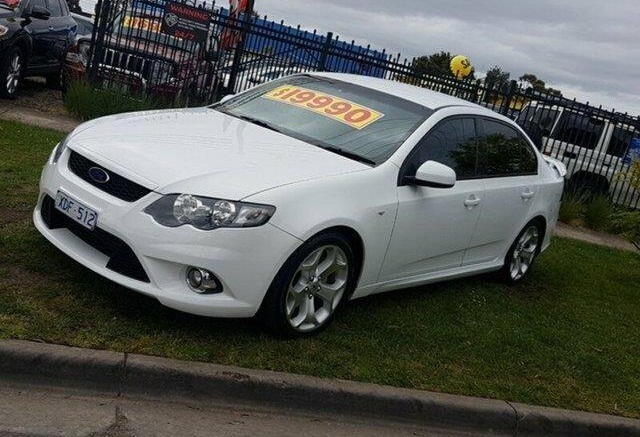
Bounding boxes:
256 0 640 115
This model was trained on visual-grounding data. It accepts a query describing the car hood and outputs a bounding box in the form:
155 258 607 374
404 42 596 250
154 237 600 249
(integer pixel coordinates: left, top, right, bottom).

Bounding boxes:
67 108 368 200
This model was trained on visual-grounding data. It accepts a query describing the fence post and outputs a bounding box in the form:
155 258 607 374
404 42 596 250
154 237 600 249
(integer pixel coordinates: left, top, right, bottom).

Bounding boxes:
317 31 333 72
501 79 518 116
87 0 109 81
226 0 255 95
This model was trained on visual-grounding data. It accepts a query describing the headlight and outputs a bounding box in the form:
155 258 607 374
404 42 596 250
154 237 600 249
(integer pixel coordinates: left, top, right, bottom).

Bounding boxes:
145 194 276 230
66 40 91 66
51 135 70 164
150 61 175 84
0 25 8 37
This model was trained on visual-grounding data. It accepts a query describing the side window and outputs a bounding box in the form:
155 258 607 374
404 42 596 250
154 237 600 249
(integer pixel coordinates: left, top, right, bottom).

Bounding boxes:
29 0 47 12
479 119 538 177
404 118 478 180
607 126 637 158
47 0 63 16
550 111 605 150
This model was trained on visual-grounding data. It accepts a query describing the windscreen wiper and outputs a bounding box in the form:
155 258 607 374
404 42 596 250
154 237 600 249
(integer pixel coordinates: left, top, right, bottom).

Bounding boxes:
223 112 284 134
319 146 376 166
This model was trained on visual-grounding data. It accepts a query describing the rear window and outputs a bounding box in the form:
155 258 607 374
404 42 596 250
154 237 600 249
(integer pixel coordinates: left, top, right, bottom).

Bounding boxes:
215 75 433 165
530 107 560 136
551 111 605 150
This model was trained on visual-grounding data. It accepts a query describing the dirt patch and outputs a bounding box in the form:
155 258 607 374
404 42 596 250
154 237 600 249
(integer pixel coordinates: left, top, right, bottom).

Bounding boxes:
0 207 30 227
0 263 50 289
10 78 69 117
554 222 639 253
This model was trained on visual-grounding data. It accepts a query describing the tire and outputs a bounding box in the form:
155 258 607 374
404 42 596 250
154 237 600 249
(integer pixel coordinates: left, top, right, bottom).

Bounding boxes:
499 220 543 284
568 175 609 199
45 69 63 90
261 231 358 338
0 46 24 99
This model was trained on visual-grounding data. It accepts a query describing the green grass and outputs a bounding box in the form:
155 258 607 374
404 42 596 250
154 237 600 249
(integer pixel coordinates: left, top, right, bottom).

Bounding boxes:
63 79 175 121
1 119 639 418
584 195 613 231
558 190 585 224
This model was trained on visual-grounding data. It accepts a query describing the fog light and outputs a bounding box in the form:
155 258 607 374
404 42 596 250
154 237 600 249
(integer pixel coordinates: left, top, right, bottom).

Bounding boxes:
186 267 222 294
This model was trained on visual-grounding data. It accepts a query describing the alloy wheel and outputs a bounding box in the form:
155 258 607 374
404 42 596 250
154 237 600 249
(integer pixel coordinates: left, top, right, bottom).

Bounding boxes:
286 245 349 332
6 52 22 96
509 226 539 281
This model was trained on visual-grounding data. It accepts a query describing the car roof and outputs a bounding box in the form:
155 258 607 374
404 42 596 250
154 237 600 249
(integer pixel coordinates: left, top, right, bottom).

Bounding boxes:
309 72 493 113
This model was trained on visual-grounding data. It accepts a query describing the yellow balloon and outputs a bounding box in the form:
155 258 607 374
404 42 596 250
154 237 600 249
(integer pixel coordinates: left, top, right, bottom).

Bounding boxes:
450 55 472 79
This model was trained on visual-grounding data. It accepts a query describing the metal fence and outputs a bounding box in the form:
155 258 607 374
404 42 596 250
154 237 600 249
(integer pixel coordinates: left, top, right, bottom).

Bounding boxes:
86 0 640 208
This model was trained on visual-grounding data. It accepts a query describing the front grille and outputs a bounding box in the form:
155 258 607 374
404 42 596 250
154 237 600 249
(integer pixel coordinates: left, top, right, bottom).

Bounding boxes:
41 196 150 283
102 48 175 83
68 151 151 202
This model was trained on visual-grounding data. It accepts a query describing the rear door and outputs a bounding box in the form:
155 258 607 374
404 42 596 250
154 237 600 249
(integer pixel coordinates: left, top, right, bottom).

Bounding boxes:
463 117 540 265
45 0 73 67
380 117 485 282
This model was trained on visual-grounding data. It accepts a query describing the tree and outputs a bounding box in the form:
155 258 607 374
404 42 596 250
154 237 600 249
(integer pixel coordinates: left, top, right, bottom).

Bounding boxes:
484 66 511 92
412 51 476 80
519 73 562 96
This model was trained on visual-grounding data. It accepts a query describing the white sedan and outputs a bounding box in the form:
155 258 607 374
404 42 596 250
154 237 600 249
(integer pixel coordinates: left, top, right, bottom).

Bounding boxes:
34 73 566 336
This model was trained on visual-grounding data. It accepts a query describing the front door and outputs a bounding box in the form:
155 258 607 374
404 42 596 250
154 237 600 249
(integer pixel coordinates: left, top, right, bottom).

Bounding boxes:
380 117 484 282
24 0 53 68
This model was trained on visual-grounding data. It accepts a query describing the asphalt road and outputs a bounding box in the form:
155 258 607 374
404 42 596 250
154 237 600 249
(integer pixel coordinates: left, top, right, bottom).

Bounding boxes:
0 381 481 437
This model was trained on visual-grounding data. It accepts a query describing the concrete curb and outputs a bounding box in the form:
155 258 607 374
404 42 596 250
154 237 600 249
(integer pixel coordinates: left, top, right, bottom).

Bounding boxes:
1 340 638 436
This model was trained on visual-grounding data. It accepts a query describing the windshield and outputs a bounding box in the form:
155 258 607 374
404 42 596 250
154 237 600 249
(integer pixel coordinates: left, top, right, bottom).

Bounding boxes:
215 75 432 165
112 9 199 52
0 0 21 9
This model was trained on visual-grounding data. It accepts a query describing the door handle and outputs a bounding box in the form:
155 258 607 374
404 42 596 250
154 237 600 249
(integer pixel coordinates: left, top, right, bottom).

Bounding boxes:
464 195 482 208
521 190 535 200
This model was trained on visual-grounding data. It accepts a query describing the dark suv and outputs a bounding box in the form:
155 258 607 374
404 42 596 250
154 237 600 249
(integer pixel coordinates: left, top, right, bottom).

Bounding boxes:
0 0 76 98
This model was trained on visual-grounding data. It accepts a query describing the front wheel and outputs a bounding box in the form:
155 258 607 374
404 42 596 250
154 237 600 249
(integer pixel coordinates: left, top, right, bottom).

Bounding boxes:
261 232 357 337
500 222 542 284
1 47 24 99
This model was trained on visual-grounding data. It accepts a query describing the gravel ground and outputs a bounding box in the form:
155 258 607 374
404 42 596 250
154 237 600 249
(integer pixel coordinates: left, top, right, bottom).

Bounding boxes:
9 78 69 117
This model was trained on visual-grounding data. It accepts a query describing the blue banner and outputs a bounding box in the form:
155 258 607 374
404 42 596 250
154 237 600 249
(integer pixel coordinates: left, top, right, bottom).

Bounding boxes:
624 137 640 165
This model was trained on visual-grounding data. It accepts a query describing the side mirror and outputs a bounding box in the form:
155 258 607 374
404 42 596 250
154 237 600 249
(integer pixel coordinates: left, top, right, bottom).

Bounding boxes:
219 94 235 104
404 161 456 188
29 5 51 19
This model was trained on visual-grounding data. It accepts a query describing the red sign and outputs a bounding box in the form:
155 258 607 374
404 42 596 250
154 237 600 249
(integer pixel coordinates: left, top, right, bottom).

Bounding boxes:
219 0 251 50
161 1 211 44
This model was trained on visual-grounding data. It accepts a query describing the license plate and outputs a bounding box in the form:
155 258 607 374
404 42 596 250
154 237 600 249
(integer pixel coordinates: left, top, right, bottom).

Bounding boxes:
54 190 98 230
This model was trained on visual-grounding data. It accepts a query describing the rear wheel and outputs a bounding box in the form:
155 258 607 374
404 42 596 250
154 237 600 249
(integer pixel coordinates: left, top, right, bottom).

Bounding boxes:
1 47 24 99
45 68 63 90
261 232 357 337
500 222 542 284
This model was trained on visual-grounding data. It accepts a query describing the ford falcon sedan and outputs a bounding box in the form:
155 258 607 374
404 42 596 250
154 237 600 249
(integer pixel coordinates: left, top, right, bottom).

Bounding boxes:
34 73 566 336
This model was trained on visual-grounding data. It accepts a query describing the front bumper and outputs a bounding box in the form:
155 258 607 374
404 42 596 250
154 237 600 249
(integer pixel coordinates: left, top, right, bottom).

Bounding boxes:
33 147 302 318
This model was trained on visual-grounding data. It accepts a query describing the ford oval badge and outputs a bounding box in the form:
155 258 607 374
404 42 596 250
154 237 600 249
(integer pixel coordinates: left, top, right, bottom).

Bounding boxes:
88 167 110 184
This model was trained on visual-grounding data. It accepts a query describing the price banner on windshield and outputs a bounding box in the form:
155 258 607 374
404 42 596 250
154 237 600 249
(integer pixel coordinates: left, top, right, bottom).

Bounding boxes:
161 0 211 43
263 85 385 130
